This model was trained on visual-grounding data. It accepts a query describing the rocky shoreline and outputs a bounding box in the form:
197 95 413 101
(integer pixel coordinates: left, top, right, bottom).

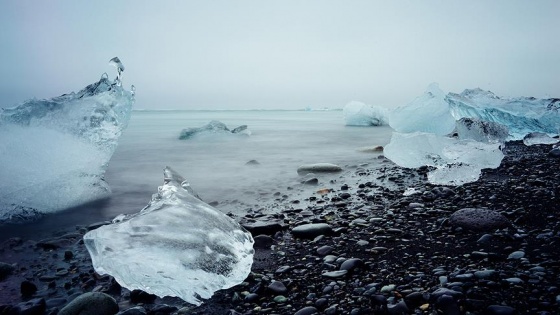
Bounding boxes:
1 140 559 314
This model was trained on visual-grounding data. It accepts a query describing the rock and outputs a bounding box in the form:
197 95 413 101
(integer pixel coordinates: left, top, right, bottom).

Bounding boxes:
118 306 147 315
58 292 118 315
387 301 409 315
297 163 342 175
549 148 560 158
129 290 157 304
507 251 525 260
21 280 38 297
292 223 333 239
435 295 460 315
448 208 511 231
253 235 274 249
268 281 288 294
486 305 516 315
245 159 260 166
339 258 364 271
294 306 319 315
241 220 283 236
321 270 348 278
17 298 46 315
317 245 335 256
0 262 15 280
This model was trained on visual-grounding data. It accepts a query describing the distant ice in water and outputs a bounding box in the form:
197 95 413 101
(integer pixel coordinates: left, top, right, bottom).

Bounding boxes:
343 101 388 126
0 58 134 222
84 167 254 305
179 120 251 140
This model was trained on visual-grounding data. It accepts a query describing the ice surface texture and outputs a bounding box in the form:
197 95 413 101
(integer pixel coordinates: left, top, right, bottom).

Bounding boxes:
389 83 456 135
447 88 560 139
523 132 559 146
0 59 134 222
343 101 389 126
455 117 509 143
83 167 254 305
384 132 504 185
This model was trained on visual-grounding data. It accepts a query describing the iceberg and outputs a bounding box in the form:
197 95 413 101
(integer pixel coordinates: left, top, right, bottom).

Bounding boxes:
0 58 134 222
343 101 389 126
83 167 254 305
179 120 251 140
447 88 560 139
455 117 509 143
384 132 504 185
389 83 456 135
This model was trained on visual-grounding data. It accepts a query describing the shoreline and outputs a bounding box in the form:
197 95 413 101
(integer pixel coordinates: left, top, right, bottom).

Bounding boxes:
1 140 559 314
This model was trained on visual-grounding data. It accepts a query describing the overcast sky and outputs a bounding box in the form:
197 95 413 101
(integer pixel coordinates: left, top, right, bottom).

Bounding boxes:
1 1 558 110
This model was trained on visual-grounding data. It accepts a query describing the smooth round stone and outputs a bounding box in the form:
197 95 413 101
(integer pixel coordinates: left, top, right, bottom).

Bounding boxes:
436 295 460 315
268 281 288 294
317 245 335 256
356 240 369 246
58 292 118 315
323 255 338 263
507 251 525 260
292 223 333 239
339 258 364 271
294 306 319 315
0 262 15 280
21 280 38 297
477 234 493 244
504 277 523 284
449 208 511 231
245 293 259 302
474 270 496 279
273 295 287 303
486 305 516 315
297 163 342 175
322 270 348 279
380 284 396 293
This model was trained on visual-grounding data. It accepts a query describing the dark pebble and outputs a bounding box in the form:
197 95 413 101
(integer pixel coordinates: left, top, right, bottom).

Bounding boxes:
294 306 319 315
21 280 38 297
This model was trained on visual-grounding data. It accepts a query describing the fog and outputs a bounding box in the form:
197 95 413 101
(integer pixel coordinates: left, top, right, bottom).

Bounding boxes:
1 0 558 110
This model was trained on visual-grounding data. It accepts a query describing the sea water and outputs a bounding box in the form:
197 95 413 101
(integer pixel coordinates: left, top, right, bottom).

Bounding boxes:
0 110 393 239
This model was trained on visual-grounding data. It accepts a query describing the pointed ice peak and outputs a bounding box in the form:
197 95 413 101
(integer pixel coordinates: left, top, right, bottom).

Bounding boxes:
162 166 201 200
424 82 445 98
109 57 124 85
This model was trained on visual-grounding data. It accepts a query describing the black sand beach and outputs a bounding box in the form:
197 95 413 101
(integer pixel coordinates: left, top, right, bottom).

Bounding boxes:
1 141 559 315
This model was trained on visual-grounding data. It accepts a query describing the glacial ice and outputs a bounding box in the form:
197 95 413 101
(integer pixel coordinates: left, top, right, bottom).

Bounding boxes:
447 88 560 139
343 101 389 126
455 117 509 143
384 132 504 185
389 83 456 135
0 58 134 222
83 167 254 305
523 132 559 146
179 120 251 140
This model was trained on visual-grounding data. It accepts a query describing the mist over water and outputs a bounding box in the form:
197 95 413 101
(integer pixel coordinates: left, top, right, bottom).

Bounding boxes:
0 110 393 239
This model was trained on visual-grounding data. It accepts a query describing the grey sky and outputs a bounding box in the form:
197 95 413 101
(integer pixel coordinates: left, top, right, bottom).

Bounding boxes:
1 0 558 110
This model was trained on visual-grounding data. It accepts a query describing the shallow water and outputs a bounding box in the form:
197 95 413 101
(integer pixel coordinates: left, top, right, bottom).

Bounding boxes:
0 110 393 239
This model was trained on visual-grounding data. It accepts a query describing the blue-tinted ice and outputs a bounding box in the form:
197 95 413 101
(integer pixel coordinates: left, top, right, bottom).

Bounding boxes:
0 58 134 222
83 167 254 305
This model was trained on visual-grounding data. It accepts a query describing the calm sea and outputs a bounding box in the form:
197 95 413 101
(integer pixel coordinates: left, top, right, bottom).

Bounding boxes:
1 110 393 239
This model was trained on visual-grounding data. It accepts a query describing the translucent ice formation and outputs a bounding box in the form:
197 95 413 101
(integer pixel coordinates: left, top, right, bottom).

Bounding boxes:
0 58 134 222
447 88 560 139
522 132 559 146
84 167 254 305
389 83 456 135
455 117 509 143
384 132 504 185
179 120 251 139
343 101 389 126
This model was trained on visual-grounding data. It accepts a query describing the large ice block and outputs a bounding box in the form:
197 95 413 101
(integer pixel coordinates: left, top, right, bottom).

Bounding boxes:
83 167 254 305
0 58 134 222
384 132 504 185
389 83 456 135
447 88 560 139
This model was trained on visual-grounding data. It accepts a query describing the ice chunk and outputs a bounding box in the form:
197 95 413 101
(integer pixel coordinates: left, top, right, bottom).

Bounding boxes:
523 132 559 146
389 83 456 135
343 101 389 126
384 132 503 185
179 120 251 139
0 58 134 222
455 117 509 143
109 57 124 85
83 167 254 305
447 88 560 139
